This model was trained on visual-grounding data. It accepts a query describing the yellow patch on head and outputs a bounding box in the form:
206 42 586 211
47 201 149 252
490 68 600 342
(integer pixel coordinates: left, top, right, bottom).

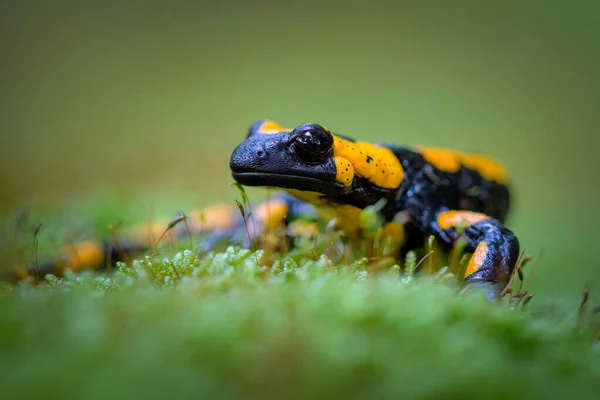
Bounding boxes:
332 135 403 189
464 241 489 278
437 210 489 230
57 240 105 272
257 120 288 134
333 156 354 187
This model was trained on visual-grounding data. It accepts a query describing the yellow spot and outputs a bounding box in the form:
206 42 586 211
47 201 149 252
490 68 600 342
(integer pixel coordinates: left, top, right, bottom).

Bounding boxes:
128 218 174 245
253 199 289 232
12 265 29 280
314 204 364 237
57 240 105 272
188 204 238 231
371 221 406 256
418 147 509 184
332 135 403 189
333 156 354 187
464 241 489 277
125 204 240 246
460 154 508 184
418 147 461 173
333 205 364 236
287 220 319 237
257 120 288 134
437 210 489 230
380 221 405 244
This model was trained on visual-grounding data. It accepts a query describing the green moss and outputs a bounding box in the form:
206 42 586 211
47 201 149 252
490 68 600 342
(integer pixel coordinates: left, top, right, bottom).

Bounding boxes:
0 247 598 399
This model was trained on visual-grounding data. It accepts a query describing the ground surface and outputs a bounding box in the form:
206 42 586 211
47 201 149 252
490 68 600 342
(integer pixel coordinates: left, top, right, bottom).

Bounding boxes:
1 247 599 399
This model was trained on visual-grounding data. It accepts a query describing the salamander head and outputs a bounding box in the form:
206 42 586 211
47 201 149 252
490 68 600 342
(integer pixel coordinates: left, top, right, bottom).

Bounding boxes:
230 121 347 196
230 119 404 206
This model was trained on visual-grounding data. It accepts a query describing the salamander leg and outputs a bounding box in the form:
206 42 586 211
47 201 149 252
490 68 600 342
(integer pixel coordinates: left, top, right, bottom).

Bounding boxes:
431 210 520 301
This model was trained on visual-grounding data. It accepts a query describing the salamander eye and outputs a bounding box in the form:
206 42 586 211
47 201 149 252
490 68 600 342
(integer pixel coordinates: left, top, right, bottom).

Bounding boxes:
291 124 334 163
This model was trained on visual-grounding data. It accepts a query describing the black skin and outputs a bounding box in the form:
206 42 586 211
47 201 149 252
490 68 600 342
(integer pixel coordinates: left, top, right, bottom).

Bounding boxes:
230 121 520 301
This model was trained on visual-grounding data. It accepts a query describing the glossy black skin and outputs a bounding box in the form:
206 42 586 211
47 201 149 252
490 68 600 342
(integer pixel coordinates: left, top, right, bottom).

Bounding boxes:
230 131 346 196
386 146 518 293
230 122 520 300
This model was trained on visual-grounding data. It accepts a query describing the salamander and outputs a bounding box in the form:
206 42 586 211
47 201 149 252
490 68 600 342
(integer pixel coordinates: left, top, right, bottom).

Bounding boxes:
7 119 520 300
229 120 519 300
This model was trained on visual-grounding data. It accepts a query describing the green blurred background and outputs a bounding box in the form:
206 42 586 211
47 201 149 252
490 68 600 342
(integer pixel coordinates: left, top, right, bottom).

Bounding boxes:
1 1 598 299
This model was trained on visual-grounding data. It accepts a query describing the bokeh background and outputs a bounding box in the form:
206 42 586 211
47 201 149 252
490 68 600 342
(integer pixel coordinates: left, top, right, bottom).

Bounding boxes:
1 1 598 300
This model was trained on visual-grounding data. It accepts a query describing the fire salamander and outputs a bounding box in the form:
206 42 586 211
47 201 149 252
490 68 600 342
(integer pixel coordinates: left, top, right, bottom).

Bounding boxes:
228 120 518 300
8 119 520 301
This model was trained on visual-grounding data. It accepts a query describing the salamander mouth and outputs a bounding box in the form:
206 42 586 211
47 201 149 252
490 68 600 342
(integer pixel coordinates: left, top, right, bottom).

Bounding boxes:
231 172 347 196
